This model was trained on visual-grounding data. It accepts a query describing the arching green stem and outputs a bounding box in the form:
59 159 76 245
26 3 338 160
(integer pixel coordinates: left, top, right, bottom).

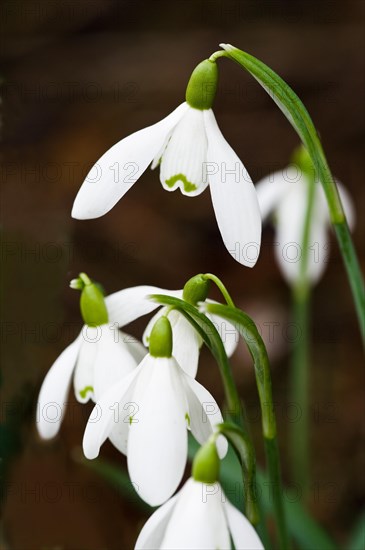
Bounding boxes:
214 44 364 344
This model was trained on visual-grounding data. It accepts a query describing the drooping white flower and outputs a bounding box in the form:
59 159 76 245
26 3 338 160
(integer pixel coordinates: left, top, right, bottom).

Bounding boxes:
37 323 146 440
256 165 355 285
71 59 261 267
135 477 264 549
82 353 227 506
105 284 239 378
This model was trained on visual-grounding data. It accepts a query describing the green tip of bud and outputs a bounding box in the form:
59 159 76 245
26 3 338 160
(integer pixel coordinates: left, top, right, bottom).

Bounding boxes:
291 145 315 178
70 272 108 327
185 59 218 110
192 439 220 484
183 274 210 305
149 316 173 358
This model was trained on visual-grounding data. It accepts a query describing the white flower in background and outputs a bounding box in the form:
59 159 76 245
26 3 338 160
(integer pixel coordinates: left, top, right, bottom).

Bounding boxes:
71 60 261 267
83 318 227 506
105 282 239 378
256 162 355 285
135 477 264 550
37 275 147 439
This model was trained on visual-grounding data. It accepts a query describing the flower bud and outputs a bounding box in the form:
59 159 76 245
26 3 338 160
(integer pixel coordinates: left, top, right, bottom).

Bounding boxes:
183 274 210 305
185 59 218 110
71 272 108 327
149 316 173 358
192 439 220 484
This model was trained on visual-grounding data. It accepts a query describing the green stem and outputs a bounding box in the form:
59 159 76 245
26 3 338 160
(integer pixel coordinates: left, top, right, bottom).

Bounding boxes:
204 273 235 307
289 170 315 492
216 45 365 344
290 283 310 494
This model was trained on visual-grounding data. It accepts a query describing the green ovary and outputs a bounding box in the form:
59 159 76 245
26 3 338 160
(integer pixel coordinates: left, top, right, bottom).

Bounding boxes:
79 386 94 399
165 174 197 194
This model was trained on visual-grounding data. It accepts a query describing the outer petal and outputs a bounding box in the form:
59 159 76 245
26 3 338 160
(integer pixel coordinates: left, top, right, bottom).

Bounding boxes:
204 109 261 267
223 499 264 549
123 333 148 364
127 356 188 506
159 107 209 196
93 327 141 400
143 309 202 378
183 375 228 459
73 326 99 403
82 364 142 459
72 103 188 219
160 478 231 550
135 494 179 550
105 286 182 327
37 334 81 439
255 169 295 220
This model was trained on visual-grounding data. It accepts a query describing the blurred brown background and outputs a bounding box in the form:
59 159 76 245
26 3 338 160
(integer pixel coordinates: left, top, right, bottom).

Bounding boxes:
1 1 364 548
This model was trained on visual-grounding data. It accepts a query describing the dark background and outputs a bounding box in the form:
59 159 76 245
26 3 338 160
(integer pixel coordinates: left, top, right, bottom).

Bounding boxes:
1 1 364 548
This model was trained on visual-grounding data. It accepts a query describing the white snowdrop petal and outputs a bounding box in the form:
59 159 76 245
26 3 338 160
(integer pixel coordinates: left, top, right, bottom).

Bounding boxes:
105 286 183 327
37 334 81 439
183 375 228 458
127 356 188 506
72 103 188 219
224 498 264 549
255 169 295 220
160 107 209 196
123 333 148 364
73 327 100 403
161 478 231 549
93 327 141 401
82 364 143 459
204 110 262 267
169 310 202 378
135 494 179 549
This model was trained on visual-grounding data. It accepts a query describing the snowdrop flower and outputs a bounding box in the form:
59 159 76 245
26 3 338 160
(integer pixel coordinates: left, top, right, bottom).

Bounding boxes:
105 274 239 378
72 59 261 267
256 148 355 285
83 317 228 506
135 477 264 549
37 274 146 439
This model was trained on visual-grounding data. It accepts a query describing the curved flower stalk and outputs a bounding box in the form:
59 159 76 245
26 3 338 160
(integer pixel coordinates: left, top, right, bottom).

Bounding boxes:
82 317 227 506
135 477 264 549
72 59 261 267
105 279 239 378
256 163 355 285
37 274 146 440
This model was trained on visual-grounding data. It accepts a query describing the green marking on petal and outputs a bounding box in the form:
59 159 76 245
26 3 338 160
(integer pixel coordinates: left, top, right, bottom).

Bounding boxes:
185 412 191 427
129 416 133 425
165 174 197 194
79 386 94 399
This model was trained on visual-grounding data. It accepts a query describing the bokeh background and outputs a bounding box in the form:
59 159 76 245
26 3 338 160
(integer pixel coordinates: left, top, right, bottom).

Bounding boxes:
1 1 364 548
